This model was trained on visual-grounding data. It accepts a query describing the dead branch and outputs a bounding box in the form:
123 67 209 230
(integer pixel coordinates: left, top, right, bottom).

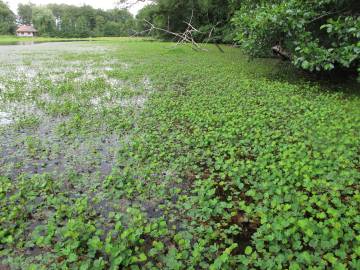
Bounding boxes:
131 10 212 51
131 10 226 53
140 19 207 51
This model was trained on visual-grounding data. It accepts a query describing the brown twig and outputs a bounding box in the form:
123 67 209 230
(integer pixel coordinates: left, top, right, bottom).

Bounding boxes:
132 9 225 53
139 10 208 51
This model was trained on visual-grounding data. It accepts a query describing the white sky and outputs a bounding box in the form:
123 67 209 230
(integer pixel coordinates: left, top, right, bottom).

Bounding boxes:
6 0 151 15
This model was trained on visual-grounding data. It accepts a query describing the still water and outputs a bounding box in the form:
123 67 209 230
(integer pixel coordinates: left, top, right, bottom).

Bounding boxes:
0 40 90 46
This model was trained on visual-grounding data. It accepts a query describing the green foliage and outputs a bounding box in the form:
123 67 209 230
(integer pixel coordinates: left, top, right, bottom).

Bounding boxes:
17 3 135 38
32 6 56 37
0 39 359 269
0 1 15 35
232 0 360 75
136 0 242 43
105 40 360 268
18 3 33 25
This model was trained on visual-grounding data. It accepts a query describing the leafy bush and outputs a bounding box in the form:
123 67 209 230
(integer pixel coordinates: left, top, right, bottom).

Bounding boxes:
232 0 360 76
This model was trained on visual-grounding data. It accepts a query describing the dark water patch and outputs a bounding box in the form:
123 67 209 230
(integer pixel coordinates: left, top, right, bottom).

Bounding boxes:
0 118 120 182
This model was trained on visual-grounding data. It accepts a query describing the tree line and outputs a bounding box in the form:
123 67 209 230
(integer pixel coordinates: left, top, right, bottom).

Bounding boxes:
0 1 135 38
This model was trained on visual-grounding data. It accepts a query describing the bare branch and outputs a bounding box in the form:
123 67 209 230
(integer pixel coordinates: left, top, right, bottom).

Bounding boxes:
133 12 208 51
131 9 225 53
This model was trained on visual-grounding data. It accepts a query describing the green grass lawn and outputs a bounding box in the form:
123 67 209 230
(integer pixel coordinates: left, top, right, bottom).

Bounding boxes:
0 39 359 269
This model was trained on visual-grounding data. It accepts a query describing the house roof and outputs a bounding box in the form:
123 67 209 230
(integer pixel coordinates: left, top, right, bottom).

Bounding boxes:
16 25 38 33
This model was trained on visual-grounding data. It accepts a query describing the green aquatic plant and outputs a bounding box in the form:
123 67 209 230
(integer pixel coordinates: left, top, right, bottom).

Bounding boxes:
0 39 359 269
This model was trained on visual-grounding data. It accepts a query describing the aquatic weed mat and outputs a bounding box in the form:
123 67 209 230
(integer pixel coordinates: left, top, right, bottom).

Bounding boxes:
1 40 360 269
0 42 157 269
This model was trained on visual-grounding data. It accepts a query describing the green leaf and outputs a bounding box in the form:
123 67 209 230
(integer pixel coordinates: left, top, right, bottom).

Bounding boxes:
301 60 310 69
244 246 253 255
289 262 301 270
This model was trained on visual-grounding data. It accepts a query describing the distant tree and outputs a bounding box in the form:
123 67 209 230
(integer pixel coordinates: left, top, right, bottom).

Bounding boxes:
75 15 91 37
134 0 242 43
14 3 135 38
135 4 158 33
32 6 56 36
18 3 34 25
47 4 76 37
94 15 106 37
104 21 122 36
0 0 16 34
109 9 135 30
105 9 135 36
78 5 96 33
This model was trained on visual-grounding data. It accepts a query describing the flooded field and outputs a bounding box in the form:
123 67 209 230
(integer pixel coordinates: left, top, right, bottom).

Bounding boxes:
1 40 359 270
0 42 161 268
0 42 149 179
0 40 90 46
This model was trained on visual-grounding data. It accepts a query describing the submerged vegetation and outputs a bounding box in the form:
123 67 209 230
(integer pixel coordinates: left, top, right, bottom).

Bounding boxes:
0 39 359 269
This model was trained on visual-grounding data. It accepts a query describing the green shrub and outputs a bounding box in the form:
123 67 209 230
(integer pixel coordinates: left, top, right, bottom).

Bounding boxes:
233 0 360 76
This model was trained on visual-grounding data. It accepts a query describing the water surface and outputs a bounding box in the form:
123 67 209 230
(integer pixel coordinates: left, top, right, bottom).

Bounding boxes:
0 39 91 46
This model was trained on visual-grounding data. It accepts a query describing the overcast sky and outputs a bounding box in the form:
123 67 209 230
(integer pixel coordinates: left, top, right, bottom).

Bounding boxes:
6 0 151 15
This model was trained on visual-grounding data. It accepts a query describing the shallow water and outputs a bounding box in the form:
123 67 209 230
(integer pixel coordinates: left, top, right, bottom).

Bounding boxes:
0 44 160 264
0 42 150 181
0 40 90 46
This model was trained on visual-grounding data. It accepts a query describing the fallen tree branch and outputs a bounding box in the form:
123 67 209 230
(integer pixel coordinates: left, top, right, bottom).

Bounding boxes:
132 10 226 52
